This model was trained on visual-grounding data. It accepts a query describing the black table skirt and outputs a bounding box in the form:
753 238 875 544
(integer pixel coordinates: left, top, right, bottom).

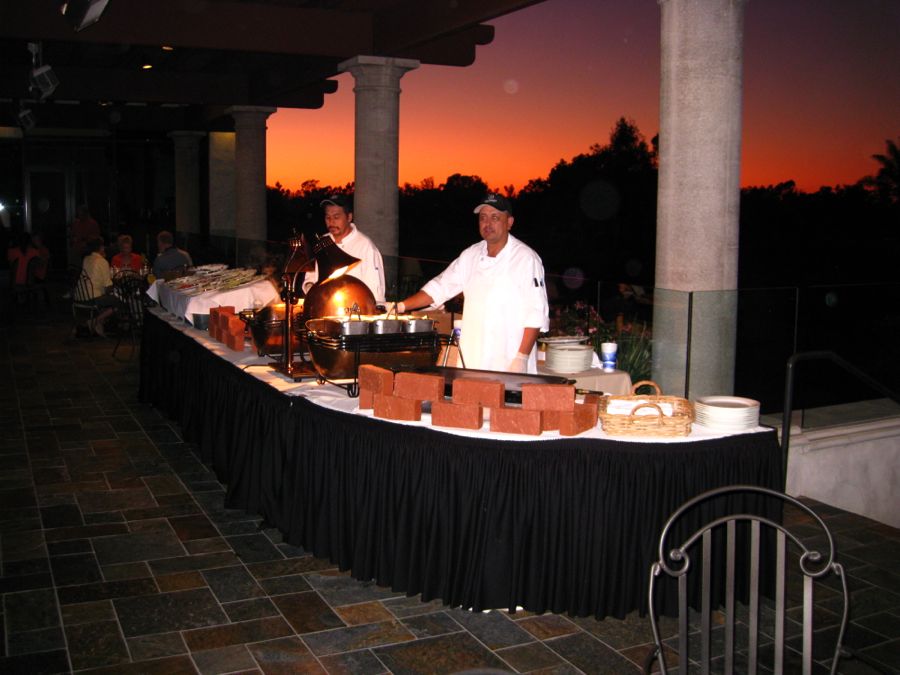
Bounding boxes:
140 311 784 618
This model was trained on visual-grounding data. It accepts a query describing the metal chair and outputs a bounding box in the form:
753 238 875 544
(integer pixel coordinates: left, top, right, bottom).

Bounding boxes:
111 271 144 357
71 270 99 336
644 485 849 675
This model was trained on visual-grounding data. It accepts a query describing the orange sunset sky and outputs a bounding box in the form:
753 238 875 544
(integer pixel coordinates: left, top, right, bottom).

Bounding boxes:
266 0 900 195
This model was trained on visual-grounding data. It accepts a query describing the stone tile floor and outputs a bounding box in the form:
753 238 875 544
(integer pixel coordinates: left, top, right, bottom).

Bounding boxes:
1 303 898 674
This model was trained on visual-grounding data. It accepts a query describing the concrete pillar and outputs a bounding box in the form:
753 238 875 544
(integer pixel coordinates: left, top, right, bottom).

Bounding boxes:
208 131 236 239
227 106 275 259
168 131 205 240
339 55 419 297
653 0 746 398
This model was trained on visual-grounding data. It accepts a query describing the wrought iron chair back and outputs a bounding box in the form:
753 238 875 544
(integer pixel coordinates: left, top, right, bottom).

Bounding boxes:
645 485 849 675
112 272 145 358
71 271 100 332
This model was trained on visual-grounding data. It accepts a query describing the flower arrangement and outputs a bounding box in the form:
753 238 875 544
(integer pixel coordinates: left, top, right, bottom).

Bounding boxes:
548 302 652 382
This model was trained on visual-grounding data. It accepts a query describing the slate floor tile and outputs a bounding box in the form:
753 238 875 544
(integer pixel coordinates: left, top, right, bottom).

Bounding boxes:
126 631 188 661
168 513 219 541
258 573 312 596
495 640 567 672
201 564 267 602
225 532 283 563
0 648 70 674
400 611 463 638
319 648 387 675
302 619 416 657
546 632 641 674
246 636 325 674
449 609 535 650
3 587 59 633
182 616 294 652
60 600 116 626
335 601 395 626
114 587 228 637
49 552 103 586
192 644 258 675
222 597 280 622
64 620 130 670
271 591 345 634
373 631 510 675
305 571 403 606
92 529 186 565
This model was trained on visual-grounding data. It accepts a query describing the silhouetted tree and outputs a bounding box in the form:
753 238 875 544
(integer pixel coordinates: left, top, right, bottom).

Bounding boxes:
861 137 900 204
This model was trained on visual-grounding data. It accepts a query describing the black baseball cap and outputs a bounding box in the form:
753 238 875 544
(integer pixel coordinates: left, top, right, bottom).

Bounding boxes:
473 193 513 215
320 194 352 211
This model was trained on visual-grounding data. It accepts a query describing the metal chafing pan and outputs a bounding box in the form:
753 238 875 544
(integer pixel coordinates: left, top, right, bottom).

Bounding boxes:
393 365 573 405
305 318 439 380
371 318 406 334
404 318 435 333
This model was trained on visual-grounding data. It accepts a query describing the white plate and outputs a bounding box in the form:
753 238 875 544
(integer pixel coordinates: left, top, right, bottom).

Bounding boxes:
696 396 760 409
539 336 590 345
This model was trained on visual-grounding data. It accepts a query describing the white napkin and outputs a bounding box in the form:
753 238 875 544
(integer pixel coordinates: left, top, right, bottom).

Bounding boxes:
606 399 674 416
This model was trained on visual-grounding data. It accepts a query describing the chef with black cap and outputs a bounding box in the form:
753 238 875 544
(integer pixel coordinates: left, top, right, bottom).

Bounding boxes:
302 194 386 303
397 193 549 373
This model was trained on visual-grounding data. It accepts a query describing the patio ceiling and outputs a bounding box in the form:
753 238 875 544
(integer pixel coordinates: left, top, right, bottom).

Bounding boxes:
0 0 544 132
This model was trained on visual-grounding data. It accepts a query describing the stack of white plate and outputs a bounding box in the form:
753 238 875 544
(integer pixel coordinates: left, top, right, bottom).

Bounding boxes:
544 344 594 373
694 396 761 432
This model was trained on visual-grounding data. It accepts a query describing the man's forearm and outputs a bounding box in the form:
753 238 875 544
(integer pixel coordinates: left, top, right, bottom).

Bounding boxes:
517 327 541 356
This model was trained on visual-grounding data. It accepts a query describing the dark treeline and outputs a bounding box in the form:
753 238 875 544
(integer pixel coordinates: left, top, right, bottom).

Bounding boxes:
267 121 899 294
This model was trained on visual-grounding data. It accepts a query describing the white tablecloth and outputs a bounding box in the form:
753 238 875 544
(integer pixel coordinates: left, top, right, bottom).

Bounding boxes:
537 363 633 395
147 278 279 324
150 308 767 444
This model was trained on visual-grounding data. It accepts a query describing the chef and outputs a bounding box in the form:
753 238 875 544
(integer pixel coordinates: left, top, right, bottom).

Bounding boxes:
397 193 549 373
302 194 386 303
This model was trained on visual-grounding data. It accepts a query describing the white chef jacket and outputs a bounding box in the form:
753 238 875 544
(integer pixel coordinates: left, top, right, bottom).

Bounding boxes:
303 224 386 303
422 234 549 373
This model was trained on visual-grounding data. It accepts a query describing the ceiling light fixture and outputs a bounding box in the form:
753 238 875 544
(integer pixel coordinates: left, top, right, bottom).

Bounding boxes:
141 64 153 70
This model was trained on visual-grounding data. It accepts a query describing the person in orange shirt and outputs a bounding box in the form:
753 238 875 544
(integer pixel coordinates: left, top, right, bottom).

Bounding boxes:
70 204 100 261
7 231 39 285
110 234 144 273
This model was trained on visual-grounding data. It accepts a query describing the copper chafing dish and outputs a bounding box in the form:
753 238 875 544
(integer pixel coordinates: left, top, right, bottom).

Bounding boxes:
242 302 304 358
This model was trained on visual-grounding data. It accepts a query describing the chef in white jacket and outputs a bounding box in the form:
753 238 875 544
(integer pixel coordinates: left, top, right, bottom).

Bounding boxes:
302 194 386 303
397 193 549 373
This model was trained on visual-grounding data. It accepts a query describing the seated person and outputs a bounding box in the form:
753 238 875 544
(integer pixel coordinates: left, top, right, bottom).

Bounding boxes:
30 232 51 282
76 237 121 337
7 231 39 286
110 234 145 273
152 230 193 278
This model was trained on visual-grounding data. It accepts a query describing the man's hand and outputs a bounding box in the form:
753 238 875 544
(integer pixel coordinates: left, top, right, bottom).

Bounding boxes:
507 353 529 373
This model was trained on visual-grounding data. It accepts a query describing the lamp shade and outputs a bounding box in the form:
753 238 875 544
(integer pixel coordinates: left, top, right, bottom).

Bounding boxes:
308 235 360 282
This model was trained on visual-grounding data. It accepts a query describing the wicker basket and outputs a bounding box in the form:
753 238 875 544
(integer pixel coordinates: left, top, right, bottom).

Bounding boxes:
597 380 694 437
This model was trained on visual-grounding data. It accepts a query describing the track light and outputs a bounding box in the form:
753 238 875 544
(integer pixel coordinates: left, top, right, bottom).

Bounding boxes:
18 108 36 131
31 65 60 99
60 0 111 32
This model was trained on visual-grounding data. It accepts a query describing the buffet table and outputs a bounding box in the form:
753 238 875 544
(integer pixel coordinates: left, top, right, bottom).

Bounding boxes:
147 277 279 324
140 308 783 618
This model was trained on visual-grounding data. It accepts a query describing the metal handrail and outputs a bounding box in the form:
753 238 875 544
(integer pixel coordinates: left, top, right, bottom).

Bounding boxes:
781 350 900 472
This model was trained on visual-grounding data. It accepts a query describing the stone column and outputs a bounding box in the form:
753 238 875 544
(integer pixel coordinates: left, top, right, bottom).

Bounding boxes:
653 0 746 397
227 106 275 263
208 132 236 237
339 55 419 297
168 131 204 241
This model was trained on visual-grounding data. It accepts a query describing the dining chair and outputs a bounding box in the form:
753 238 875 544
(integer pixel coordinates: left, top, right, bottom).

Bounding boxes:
71 271 99 337
644 485 849 675
112 272 145 358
